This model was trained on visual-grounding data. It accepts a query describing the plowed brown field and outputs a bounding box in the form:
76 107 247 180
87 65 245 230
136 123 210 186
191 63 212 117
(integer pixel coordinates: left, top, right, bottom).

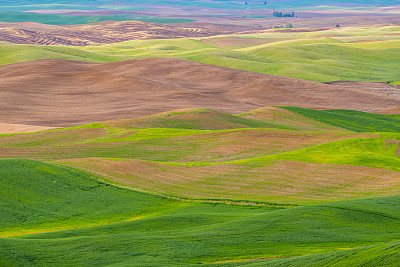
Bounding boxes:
1 58 399 127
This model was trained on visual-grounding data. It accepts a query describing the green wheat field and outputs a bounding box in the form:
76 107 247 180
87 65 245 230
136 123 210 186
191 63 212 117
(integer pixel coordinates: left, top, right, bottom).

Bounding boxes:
1 106 400 265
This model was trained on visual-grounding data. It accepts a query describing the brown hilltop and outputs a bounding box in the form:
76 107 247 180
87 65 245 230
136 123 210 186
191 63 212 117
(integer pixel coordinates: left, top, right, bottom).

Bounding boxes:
0 58 399 127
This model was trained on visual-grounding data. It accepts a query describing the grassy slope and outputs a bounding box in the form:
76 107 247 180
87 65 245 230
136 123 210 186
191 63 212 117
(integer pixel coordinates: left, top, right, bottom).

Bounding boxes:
0 108 399 205
1 167 400 266
281 106 400 132
0 108 360 162
0 26 399 82
232 240 400 266
109 109 297 130
238 107 351 132
0 158 179 237
58 154 400 205
1 107 400 265
53 31 400 82
0 43 124 66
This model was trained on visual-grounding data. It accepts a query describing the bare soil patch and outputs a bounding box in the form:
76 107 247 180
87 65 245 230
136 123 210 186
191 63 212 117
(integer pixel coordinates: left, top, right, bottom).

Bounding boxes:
0 123 54 134
376 107 400 114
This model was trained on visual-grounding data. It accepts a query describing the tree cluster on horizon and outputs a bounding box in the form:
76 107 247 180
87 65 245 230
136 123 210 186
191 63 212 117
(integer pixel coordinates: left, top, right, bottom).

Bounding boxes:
273 10 295 17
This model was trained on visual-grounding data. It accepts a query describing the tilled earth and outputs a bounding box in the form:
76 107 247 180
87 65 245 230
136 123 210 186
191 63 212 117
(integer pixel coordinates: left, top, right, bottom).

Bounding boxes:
1 58 399 127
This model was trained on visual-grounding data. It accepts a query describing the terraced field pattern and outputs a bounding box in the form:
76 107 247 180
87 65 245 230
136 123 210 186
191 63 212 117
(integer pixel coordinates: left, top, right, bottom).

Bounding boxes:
1 105 400 266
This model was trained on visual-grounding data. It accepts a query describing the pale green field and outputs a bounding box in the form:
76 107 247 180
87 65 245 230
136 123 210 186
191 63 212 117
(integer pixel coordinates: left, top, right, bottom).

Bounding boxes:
1 26 399 82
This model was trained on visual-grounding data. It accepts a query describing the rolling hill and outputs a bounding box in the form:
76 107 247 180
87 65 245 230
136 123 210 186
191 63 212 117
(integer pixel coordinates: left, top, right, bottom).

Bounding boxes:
0 58 399 127
0 12 399 265
0 103 399 265
1 158 400 265
0 107 398 204
0 26 399 84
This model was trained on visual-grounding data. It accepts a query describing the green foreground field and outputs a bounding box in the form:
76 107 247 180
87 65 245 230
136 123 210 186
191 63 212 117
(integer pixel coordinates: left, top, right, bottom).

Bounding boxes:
1 106 400 265
1 159 400 266
1 26 400 82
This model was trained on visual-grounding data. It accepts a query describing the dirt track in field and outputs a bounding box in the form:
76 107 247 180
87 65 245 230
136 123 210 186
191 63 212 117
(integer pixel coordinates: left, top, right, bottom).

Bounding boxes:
1 58 399 127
